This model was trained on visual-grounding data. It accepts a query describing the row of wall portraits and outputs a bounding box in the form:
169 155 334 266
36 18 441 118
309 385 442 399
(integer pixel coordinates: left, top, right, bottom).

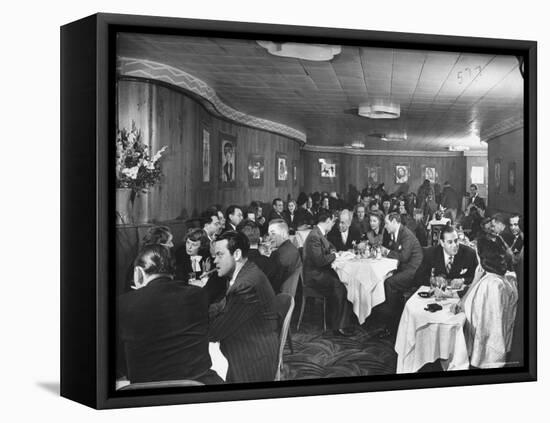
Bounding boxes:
201 129 516 191
201 130 298 188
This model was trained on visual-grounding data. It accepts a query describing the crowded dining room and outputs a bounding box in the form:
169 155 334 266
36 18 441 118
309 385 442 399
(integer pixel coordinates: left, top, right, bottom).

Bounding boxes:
113 31 525 389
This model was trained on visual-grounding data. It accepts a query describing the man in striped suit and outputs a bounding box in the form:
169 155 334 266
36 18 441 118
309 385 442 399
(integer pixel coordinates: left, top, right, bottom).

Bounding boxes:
209 231 279 383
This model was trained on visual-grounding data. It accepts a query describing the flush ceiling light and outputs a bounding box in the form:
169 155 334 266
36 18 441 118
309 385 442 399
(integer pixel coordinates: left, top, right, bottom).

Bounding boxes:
369 132 408 142
448 145 470 151
257 41 341 61
358 102 400 119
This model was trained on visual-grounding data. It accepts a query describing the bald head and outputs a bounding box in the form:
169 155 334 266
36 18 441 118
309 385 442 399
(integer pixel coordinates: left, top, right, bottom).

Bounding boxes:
338 209 352 233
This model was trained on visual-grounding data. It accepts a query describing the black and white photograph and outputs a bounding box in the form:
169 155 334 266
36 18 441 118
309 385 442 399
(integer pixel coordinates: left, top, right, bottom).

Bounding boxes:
366 166 380 184
49 6 539 410
395 164 409 184
424 166 436 183
220 134 236 186
248 154 265 186
495 159 502 193
276 152 288 184
508 161 517 193
202 128 211 183
319 158 337 178
112 29 530 393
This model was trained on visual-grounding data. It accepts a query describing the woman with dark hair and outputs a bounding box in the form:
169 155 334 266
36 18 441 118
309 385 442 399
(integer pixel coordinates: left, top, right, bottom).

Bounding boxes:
451 235 518 368
174 227 211 282
366 210 390 248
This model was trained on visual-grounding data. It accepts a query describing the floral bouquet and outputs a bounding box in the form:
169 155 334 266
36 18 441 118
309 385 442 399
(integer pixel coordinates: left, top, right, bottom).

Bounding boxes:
116 121 168 193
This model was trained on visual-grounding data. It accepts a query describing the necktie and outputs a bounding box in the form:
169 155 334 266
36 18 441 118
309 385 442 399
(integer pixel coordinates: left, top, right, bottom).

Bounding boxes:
191 256 202 272
446 255 454 274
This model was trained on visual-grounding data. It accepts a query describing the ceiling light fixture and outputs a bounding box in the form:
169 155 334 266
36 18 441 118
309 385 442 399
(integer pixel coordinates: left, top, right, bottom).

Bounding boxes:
257 41 341 61
358 102 400 119
448 145 470 151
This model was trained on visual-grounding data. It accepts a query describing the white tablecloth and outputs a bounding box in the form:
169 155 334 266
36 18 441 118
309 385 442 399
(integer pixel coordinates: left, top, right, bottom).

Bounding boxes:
332 255 398 324
394 286 469 374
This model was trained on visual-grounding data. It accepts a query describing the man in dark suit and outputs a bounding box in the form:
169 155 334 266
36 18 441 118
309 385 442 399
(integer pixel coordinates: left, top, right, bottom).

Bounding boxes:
118 244 222 384
265 219 302 293
378 212 424 334
303 209 354 335
237 220 271 277
502 213 524 263
327 209 362 251
223 205 244 233
416 225 478 287
467 184 486 215
209 231 279 383
266 198 285 223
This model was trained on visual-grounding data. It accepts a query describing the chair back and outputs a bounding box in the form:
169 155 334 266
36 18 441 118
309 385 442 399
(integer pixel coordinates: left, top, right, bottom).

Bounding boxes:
273 293 295 381
118 379 204 390
280 265 302 298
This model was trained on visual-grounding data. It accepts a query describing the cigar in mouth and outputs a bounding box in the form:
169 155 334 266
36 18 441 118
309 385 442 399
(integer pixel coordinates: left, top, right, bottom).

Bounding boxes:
200 269 217 277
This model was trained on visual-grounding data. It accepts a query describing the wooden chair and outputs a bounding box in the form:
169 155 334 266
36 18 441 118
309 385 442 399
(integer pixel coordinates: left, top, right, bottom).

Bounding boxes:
297 274 327 332
273 293 295 381
279 266 302 353
118 379 205 390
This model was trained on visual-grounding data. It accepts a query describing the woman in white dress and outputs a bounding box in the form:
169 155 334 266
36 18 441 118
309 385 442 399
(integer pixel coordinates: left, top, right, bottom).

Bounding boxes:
451 234 518 368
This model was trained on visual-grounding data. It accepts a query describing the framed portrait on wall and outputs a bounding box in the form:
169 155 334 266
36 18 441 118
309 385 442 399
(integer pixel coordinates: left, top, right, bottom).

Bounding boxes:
247 154 265 187
395 164 410 184
424 166 436 183
220 133 236 187
508 161 516 193
319 158 336 179
275 152 288 186
201 127 211 183
366 166 380 184
495 159 502 193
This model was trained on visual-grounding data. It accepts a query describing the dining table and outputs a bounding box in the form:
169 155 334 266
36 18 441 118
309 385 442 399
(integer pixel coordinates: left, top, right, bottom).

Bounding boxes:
394 285 469 374
331 253 398 324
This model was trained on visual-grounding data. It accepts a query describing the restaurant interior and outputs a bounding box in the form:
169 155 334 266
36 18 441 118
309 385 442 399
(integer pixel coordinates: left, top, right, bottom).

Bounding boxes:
114 32 525 387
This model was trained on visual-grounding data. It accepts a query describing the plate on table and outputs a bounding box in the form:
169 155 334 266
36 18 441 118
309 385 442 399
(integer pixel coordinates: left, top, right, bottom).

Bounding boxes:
418 290 433 298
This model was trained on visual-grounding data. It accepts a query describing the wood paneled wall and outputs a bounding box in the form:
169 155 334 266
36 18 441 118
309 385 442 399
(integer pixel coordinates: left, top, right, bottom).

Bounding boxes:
302 150 467 198
488 128 524 215
117 78 302 221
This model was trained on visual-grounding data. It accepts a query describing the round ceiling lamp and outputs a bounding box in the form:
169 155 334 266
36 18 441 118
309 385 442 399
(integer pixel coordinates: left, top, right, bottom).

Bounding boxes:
358 102 401 119
257 41 341 61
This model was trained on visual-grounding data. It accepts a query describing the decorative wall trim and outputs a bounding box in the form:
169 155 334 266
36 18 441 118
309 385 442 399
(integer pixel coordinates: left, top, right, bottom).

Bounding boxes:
301 144 482 157
117 57 307 144
481 115 523 142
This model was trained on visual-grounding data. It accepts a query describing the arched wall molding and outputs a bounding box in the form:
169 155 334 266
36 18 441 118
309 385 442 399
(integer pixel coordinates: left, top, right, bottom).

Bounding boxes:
117 57 307 144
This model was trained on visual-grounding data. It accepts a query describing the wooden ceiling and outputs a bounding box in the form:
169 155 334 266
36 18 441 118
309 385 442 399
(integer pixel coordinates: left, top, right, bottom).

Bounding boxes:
117 33 523 152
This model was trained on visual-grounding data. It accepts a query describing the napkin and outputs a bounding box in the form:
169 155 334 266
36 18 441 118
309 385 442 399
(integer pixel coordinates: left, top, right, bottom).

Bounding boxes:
209 342 228 381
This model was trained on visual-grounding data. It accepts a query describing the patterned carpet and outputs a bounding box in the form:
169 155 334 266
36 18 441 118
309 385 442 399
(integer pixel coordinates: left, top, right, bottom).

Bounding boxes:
281 300 397 380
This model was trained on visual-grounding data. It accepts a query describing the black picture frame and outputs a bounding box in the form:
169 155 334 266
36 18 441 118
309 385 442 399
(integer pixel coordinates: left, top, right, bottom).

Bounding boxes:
248 154 265 187
61 12 537 409
220 132 237 188
275 152 288 186
508 161 517 193
395 163 410 184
